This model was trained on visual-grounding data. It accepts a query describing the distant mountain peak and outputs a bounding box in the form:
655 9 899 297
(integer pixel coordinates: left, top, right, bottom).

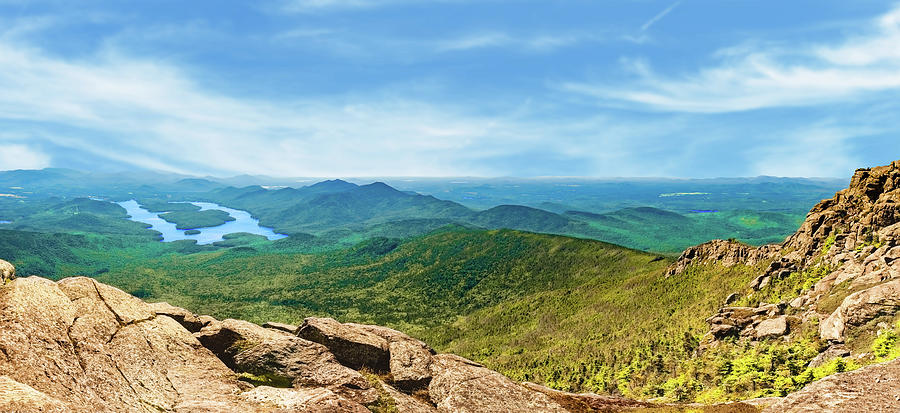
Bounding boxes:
307 179 357 191
358 181 401 193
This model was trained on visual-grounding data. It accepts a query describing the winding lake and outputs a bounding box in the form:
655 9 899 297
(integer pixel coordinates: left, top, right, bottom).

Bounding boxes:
118 200 287 245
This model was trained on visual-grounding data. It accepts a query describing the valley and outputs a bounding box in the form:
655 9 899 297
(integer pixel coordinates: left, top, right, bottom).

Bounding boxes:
0 167 872 408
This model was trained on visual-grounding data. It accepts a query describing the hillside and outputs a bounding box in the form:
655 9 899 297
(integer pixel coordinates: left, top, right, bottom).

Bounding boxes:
654 160 900 407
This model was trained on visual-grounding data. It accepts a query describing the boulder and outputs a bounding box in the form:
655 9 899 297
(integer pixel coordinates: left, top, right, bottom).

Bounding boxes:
0 259 14 283
754 316 789 340
765 357 900 412
820 279 900 341
149 301 204 332
297 317 390 371
428 354 567 412
194 318 375 404
0 276 258 412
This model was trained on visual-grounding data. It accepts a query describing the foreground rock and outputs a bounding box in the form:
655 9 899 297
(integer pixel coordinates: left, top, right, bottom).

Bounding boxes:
0 276 257 412
764 358 900 412
194 318 376 404
429 354 568 412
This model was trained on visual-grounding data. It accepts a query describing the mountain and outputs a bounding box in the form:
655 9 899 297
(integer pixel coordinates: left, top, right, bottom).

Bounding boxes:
660 159 900 409
566 207 805 252
205 181 583 241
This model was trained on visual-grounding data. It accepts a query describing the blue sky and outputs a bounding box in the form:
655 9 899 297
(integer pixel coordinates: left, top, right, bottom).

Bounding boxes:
0 0 898 178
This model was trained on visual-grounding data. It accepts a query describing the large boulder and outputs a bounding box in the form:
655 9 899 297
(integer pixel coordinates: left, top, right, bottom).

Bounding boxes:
764 357 900 412
820 279 900 341
0 259 14 283
428 354 567 413
195 318 375 404
297 317 390 371
0 276 258 412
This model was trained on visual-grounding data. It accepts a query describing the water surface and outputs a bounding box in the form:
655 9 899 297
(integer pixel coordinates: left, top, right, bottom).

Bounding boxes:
118 200 286 245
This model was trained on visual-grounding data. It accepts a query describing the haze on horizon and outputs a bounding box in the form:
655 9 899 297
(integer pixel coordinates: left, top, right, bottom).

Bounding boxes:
1 0 899 179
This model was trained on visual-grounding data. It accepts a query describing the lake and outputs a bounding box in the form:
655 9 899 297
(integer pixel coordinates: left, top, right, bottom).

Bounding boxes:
118 200 287 245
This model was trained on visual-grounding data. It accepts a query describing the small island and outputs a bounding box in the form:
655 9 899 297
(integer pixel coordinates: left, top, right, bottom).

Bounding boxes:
184 229 202 235
159 209 235 230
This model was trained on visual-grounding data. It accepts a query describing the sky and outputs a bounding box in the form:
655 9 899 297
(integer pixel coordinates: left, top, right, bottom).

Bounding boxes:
0 0 899 178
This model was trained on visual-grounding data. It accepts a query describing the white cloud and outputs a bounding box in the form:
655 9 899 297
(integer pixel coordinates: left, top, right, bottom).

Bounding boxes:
0 37 556 176
564 5 900 113
0 144 50 170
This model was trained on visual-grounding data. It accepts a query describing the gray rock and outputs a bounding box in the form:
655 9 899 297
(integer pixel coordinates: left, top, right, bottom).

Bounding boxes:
820 279 900 342
754 316 789 340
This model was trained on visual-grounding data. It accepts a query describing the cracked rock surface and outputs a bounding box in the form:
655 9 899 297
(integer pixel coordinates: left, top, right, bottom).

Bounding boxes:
0 276 255 412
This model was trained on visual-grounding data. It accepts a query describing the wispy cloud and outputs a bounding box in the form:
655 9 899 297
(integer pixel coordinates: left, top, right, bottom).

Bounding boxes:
436 32 598 52
641 0 681 31
564 4 900 113
0 35 558 176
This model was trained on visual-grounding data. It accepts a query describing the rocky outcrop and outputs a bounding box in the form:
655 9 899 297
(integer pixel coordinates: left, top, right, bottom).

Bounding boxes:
0 259 14 283
764 357 900 412
665 240 778 277
703 304 788 343
819 279 900 342
784 161 900 263
0 276 259 412
297 317 391 371
428 354 568 412
194 318 376 404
